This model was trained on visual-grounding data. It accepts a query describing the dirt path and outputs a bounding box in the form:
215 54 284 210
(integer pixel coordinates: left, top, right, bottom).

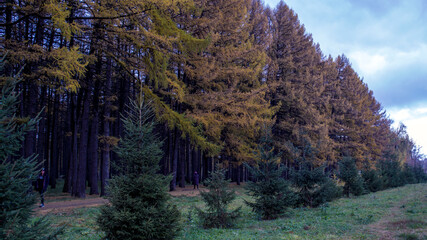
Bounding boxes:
35 185 205 215
35 197 109 215
366 200 405 240
366 185 427 240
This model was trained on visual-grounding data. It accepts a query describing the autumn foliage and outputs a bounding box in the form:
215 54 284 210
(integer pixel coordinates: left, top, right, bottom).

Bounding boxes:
1 0 425 198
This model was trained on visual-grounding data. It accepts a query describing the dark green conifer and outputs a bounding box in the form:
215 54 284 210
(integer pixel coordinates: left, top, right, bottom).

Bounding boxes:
290 141 341 207
311 178 343 207
0 56 59 239
245 128 296 219
401 164 416 184
196 167 241 228
97 94 181 240
361 169 383 192
338 157 365 197
378 160 404 188
412 164 427 183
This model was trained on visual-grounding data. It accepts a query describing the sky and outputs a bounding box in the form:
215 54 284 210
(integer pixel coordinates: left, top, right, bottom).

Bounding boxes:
264 0 427 156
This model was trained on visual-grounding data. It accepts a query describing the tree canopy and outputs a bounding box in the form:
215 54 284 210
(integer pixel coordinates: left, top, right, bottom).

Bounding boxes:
1 0 424 197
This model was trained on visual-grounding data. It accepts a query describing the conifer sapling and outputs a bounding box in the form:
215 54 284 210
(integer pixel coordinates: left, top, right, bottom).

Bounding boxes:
245 128 296 220
97 94 181 240
0 56 60 239
196 167 241 228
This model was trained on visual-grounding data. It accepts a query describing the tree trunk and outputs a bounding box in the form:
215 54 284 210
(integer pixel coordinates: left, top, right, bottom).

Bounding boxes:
5 0 12 40
37 86 47 165
179 137 185 188
24 81 37 158
88 78 100 195
170 129 179 191
74 89 90 198
186 138 192 183
50 91 60 189
63 94 72 193
71 91 82 196
100 57 112 196
236 164 241 185
192 148 199 178
165 127 173 175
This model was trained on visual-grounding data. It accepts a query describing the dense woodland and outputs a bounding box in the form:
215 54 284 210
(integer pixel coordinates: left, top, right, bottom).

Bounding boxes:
1 0 426 198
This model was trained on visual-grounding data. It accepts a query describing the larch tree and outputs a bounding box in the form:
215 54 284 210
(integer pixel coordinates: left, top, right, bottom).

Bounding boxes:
268 1 329 168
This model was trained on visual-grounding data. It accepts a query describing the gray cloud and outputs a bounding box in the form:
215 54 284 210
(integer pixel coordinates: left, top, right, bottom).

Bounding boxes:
264 0 427 153
347 0 401 17
373 71 427 108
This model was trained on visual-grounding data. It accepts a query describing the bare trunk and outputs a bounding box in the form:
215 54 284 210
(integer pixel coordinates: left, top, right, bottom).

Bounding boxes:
50 91 60 188
88 77 100 195
179 137 185 188
74 90 90 198
170 129 179 191
100 58 112 196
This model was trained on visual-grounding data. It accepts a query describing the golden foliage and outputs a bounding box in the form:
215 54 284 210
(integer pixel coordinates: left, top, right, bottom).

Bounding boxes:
43 46 87 93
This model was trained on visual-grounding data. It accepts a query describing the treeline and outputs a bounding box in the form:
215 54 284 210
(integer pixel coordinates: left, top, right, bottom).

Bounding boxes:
1 0 425 197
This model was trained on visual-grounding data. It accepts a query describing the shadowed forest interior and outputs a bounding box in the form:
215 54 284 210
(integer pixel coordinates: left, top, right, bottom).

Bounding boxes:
1 0 426 198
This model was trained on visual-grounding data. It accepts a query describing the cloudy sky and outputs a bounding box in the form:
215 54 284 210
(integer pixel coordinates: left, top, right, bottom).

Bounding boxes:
264 0 427 156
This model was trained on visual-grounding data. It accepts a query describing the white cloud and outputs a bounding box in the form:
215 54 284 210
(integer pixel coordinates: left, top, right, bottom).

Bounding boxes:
349 52 387 77
264 0 427 155
388 105 427 156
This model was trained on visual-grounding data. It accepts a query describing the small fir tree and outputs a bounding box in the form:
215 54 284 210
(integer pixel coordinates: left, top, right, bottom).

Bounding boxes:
291 162 341 207
401 164 416 185
361 169 383 193
290 141 341 207
245 129 297 220
412 164 427 183
196 167 241 228
311 177 343 207
338 157 365 197
291 161 324 207
0 57 59 239
378 160 404 188
97 95 181 240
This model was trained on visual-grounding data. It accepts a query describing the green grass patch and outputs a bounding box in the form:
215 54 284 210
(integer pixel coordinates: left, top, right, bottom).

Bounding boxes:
397 233 420 240
35 183 427 239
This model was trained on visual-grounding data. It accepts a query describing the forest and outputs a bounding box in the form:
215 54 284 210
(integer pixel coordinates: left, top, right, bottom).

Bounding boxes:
1 0 426 199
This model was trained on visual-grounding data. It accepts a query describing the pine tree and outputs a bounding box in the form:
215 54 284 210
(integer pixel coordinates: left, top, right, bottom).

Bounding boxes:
362 169 383 193
97 95 181 240
378 159 404 188
289 139 341 207
0 57 59 239
338 157 365 197
291 160 341 208
412 164 427 183
245 128 296 220
311 177 343 207
196 167 241 228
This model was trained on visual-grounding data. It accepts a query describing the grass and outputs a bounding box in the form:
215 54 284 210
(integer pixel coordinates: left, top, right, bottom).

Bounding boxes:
35 183 427 240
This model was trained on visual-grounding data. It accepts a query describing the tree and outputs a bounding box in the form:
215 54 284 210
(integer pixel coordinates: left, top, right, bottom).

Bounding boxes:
97 95 181 240
291 153 340 207
361 169 383 193
338 157 364 197
268 2 330 168
245 128 296 219
182 0 274 184
377 159 404 189
196 167 241 228
0 57 59 239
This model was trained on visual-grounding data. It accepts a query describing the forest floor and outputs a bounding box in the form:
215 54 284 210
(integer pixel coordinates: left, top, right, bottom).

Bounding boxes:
34 184 208 215
32 183 426 240
365 184 427 240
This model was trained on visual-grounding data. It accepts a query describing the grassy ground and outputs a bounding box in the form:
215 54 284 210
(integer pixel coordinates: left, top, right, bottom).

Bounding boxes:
35 183 427 240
